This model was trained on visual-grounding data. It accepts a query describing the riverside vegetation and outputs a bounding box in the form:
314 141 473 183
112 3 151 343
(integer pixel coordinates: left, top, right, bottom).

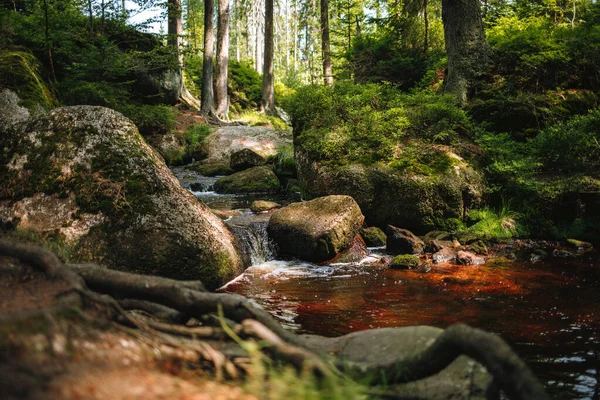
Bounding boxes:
1 0 599 398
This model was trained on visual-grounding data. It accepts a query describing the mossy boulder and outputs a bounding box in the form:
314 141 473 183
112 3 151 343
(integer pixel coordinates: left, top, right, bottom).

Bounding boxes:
0 91 242 290
390 254 420 269
360 226 387 247
386 226 425 255
230 148 266 171
213 166 280 194
296 149 484 234
267 195 364 262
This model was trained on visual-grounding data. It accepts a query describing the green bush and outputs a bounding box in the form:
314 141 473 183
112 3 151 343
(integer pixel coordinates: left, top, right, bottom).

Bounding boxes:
287 82 469 169
229 60 262 109
118 104 175 136
533 107 600 175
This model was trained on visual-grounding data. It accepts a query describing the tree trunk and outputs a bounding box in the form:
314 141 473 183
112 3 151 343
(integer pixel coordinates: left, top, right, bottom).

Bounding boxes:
43 0 57 84
169 0 199 109
215 0 230 120
201 0 215 115
320 0 333 86
261 0 275 113
442 0 490 105
423 0 429 54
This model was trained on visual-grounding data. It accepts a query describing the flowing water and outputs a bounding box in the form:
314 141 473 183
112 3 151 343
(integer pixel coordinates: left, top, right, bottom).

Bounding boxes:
174 166 600 399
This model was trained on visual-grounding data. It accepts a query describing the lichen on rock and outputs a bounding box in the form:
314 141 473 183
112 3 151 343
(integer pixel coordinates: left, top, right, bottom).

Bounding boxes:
0 90 242 290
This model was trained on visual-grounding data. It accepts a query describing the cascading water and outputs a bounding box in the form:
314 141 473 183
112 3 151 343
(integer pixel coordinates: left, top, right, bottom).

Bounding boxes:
227 216 277 266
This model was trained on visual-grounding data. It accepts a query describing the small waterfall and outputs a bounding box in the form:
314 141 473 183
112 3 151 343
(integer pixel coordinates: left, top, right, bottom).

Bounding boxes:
228 218 277 266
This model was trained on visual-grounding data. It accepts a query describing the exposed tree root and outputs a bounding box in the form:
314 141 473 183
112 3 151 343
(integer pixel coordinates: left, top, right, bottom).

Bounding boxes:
0 239 550 400
345 323 550 400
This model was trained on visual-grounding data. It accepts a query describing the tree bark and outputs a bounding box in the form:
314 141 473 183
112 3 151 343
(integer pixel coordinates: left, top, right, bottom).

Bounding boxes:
441 0 490 105
261 0 275 113
215 0 230 120
201 0 215 115
320 0 333 86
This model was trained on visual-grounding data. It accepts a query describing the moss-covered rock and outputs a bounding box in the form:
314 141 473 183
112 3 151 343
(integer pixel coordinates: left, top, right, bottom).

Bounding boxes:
213 166 280 194
386 226 425 255
296 149 484 234
250 200 281 213
390 254 420 269
230 148 266 171
360 227 387 247
0 91 242 290
267 195 364 262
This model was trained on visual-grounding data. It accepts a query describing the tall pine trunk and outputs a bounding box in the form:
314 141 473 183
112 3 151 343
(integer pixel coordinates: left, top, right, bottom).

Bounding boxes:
215 0 230 120
320 0 333 85
442 0 489 105
261 0 275 113
201 0 215 115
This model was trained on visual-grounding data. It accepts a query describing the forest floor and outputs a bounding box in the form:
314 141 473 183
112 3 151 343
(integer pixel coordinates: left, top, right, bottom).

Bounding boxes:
0 258 255 400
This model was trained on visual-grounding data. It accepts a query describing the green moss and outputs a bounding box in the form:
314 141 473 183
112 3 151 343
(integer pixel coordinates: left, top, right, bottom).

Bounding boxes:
213 166 280 194
190 162 234 177
391 254 420 269
360 227 386 247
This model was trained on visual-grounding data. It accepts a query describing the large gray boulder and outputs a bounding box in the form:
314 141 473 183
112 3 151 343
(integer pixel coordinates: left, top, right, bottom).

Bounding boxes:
0 91 242 290
302 326 497 399
296 149 484 234
267 195 364 262
202 126 292 165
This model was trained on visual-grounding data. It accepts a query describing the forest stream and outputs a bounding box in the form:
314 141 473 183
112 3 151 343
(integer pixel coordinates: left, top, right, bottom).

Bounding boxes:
173 166 600 400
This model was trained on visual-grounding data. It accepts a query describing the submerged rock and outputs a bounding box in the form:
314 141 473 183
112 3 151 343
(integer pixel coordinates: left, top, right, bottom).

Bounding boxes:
213 166 280 194
267 195 364 262
456 251 485 266
0 92 242 290
230 148 266 171
386 226 425 255
250 200 281 213
432 247 457 264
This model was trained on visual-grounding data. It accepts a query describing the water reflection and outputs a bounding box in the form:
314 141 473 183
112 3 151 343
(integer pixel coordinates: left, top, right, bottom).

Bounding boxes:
223 252 600 399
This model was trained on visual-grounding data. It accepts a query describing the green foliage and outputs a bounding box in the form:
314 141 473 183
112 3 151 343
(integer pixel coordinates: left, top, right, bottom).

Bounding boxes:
459 205 522 240
118 104 175 136
236 109 289 130
184 123 211 148
533 107 600 174
0 50 57 109
229 60 262 109
287 82 470 170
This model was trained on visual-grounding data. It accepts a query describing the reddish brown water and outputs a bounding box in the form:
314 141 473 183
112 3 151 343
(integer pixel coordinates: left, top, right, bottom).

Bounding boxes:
223 250 600 399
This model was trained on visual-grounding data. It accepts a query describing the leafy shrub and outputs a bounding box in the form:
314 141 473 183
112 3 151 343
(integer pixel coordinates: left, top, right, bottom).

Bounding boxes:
184 123 211 148
460 205 522 240
118 104 175 136
533 107 600 175
229 60 262 109
287 82 470 168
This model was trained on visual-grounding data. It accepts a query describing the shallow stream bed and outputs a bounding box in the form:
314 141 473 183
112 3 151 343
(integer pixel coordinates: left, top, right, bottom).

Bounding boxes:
174 166 600 399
